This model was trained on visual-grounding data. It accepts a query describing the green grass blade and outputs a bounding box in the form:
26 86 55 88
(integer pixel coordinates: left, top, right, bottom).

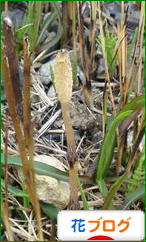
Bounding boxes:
95 110 132 182
45 2 63 50
40 202 59 220
98 179 109 197
36 12 56 46
102 174 126 209
16 2 43 52
96 26 118 73
1 153 69 181
95 96 144 183
120 95 144 113
76 176 89 210
122 185 144 209
1 179 28 198
1 153 94 184
29 2 42 51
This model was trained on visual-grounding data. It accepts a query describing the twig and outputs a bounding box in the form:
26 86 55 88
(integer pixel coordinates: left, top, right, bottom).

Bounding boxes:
38 109 61 137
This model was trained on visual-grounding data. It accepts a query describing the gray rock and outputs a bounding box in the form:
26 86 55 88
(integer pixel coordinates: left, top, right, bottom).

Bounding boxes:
103 2 121 22
127 2 140 30
35 175 69 209
3 1 27 28
102 1 140 31
97 58 105 79
9 9 25 27
70 99 95 130
17 155 70 209
38 59 54 85
47 85 56 99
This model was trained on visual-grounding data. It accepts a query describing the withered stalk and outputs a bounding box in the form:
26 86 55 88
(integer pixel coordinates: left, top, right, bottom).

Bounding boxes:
77 2 93 108
2 201 14 241
2 43 43 241
3 15 22 115
3 121 14 241
23 37 32 147
23 37 44 240
2 15 44 239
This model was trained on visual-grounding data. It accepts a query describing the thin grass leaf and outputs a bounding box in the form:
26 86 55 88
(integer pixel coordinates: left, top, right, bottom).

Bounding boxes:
16 2 43 52
40 202 59 220
1 153 94 184
123 185 144 209
97 2 116 115
102 174 126 209
95 96 144 183
119 95 144 113
35 2 63 60
95 110 133 182
98 180 109 198
36 11 56 46
15 24 33 34
30 2 42 51
1 153 68 181
1 179 29 198
76 176 89 210
102 86 108 136
16 2 34 42
96 27 118 73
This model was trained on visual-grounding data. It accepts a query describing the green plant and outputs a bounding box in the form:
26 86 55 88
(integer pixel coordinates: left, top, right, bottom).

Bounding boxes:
123 185 144 209
15 2 63 61
96 26 118 73
16 2 43 52
95 96 144 201
1 3 144 236
126 151 144 194
1 153 94 184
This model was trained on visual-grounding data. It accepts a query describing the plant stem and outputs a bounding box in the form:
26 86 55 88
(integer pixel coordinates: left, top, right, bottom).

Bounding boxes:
61 102 80 209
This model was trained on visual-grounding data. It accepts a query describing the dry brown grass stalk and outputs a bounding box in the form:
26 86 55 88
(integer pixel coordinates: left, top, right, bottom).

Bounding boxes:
23 37 32 146
98 1 116 115
23 37 44 240
2 121 14 241
77 2 93 108
117 1 128 106
136 2 144 94
2 16 43 240
116 2 144 175
62 2 74 46
3 15 22 117
2 201 14 241
126 1 144 97
90 1 97 72
2 44 43 240
116 2 128 174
